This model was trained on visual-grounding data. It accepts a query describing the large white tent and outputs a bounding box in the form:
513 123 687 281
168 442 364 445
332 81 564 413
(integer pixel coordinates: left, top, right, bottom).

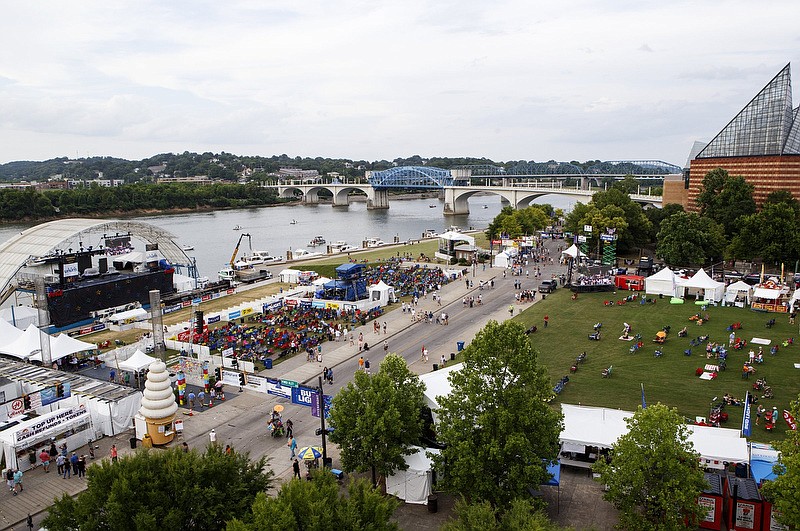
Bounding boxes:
679 269 725 302
386 447 441 504
725 280 753 305
493 248 517 269
419 362 463 424
30 333 96 363
561 244 586 259
560 404 749 469
645 267 677 297
0 306 39 329
0 318 24 348
118 349 158 372
0 324 43 359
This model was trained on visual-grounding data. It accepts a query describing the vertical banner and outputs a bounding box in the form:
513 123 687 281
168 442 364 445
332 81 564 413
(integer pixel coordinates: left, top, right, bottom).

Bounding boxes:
640 383 646 409
741 392 752 437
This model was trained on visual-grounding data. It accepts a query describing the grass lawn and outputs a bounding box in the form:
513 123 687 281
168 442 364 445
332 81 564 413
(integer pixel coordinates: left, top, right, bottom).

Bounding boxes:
514 288 800 443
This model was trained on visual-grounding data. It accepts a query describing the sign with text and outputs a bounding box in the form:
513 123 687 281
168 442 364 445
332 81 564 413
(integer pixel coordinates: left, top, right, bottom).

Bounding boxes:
266 378 291 399
291 386 316 407
221 369 241 387
280 379 298 388
244 374 269 394
583 225 592 233
13 406 89 445
311 392 332 419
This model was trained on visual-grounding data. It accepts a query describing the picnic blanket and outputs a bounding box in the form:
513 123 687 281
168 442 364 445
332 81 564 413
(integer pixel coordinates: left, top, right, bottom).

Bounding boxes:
751 337 772 345
699 372 715 380
618 336 634 341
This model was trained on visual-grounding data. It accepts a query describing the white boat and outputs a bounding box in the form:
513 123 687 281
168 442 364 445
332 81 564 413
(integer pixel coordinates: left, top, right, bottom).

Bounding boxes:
250 250 283 263
365 238 385 248
482 205 489 209
182 245 194 251
233 225 241 231
290 219 298 225
293 248 324 259
339 245 359 253
309 236 326 246
329 240 347 251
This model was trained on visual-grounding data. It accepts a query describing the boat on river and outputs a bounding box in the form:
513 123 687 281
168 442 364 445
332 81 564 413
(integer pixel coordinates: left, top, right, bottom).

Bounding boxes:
309 236 326 246
365 237 385 248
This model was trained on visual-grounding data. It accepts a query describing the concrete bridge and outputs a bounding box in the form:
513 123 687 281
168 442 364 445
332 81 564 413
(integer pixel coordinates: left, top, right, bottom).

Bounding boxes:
273 181 662 215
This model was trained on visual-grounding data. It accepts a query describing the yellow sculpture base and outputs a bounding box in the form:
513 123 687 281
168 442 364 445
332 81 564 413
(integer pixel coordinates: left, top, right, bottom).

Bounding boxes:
144 415 176 446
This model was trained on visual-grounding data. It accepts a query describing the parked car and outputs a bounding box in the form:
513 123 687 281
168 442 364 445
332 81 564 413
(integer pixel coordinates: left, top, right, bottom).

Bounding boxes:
538 280 558 293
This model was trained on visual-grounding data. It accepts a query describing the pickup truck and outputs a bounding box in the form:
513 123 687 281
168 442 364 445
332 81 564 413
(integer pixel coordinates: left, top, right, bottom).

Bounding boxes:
236 269 273 284
538 280 558 293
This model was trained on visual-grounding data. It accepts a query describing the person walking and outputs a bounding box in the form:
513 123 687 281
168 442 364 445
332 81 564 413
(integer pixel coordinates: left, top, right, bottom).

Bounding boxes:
39 448 51 473
383 340 388 354
70 452 79 476
544 315 549 328
110 444 118 463
286 419 294 439
383 322 387 334
12 469 23 495
358 356 364 372
293 458 301 479
364 359 371 374
209 429 217 444
62 456 71 479
56 454 66 476
182 442 189 453
5 468 13 493
440 354 446 367
77 454 86 478
288 435 297 459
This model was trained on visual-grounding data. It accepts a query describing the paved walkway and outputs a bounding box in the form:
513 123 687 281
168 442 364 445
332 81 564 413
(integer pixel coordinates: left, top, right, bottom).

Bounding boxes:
1 240 618 530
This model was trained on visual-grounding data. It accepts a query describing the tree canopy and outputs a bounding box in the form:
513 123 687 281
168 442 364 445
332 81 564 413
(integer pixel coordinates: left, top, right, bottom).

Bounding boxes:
485 205 551 240
328 353 425 486
564 188 651 253
655 211 725 266
729 192 800 263
760 396 800 528
441 497 564 531
432 320 563 508
42 445 273 531
593 403 707 531
695 168 756 238
226 471 399 531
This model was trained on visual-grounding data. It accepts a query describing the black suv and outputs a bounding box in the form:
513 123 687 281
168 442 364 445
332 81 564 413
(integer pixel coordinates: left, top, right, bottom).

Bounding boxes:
538 280 558 293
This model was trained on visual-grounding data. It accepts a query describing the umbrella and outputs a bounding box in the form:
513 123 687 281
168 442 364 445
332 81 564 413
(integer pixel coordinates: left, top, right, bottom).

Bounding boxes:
273 404 284 413
297 446 323 460
656 331 667 338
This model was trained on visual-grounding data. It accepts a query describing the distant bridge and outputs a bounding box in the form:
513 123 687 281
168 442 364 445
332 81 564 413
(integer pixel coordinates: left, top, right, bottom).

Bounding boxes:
272 179 662 216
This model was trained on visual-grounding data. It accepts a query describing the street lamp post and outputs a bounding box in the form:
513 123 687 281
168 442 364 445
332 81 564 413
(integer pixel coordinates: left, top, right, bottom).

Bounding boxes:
317 375 328 466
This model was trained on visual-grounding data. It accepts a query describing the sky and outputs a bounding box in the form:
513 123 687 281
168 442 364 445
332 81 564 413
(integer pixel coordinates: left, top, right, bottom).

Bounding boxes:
1 1 799 167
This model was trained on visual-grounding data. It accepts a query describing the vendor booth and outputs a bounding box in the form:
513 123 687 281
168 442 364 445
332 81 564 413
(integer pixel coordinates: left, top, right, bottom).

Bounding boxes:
645 267 678 297
686 424 750 470
434 231 475 263
493 248 517 269
726 280 754 307
751 281 791 313
0 405 93 472
118 349 159 373
615 274 645 291
386 446 440 504
368 281 397 306
279 269 302 284
678 269 725 303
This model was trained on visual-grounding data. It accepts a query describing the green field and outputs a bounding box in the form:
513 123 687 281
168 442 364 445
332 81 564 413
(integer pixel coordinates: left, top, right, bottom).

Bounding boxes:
515 289 800 443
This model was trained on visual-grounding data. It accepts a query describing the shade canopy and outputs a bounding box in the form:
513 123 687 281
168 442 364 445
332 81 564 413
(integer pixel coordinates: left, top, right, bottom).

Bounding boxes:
118 349 159 372
645 267 677 297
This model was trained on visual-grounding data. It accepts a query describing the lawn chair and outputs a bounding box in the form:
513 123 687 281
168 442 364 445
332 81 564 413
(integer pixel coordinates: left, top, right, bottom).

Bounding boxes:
601 365 613 378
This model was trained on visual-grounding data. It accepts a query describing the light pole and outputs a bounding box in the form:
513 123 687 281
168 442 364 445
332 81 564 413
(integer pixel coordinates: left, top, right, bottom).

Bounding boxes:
317 375 328 466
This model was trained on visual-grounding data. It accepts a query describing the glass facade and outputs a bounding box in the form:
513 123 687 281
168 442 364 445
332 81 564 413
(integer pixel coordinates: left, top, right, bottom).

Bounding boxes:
697 64 800 158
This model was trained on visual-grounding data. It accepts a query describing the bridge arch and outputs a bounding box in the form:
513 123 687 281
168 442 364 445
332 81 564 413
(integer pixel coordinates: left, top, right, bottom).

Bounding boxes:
0 218 191 304
368 166 454 189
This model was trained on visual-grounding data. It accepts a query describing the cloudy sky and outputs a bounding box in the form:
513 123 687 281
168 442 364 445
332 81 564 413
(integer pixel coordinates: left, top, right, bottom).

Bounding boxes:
1 1 799 166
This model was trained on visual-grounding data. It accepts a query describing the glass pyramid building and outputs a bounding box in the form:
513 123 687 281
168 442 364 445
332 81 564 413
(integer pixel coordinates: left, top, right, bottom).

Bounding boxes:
697 64 800 158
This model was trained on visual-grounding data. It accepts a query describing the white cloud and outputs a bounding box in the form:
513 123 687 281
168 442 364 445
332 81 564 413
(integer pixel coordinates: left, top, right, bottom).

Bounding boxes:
1 0 799 165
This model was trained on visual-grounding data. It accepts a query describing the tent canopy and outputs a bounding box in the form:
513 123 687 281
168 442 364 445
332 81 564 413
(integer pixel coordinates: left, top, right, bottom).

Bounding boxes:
419 363 463 424
561 244 585 259
560 404 631 449
680 269 725 301
437 231 475 245
0 306 39 329
0 318 24 348
0 324 42 359
753 287 782 300
108 308 148 323
118 349 158 372
386 447 441 504
645 267 677 297
725 280 753 303
30 333 96 362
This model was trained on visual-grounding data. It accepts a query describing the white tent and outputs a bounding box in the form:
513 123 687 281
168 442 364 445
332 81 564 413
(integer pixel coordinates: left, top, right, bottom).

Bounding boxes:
419 363 463 424
30 333 96 362
368 280 397 306
279 269 302 284
561 244 585 259
0 306 39 329
725 280 753 305
118 349 159 372
387 447 441 504
107 307 149 324
0 318 24 348
560 404 631 452
679 268 724 302
753 287 783 300
493 249 517 268
312 276 332 287
645 267 677 297
686 425 749 469
437 231 475 245
173 273 195 293
0 324 44 359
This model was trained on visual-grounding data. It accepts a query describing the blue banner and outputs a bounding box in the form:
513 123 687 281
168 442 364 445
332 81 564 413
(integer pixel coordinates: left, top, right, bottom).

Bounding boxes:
228 310 242 320
742 391 752 437
311 393 332 418
208 315 221 324
641 383 647 409
291 386 316 407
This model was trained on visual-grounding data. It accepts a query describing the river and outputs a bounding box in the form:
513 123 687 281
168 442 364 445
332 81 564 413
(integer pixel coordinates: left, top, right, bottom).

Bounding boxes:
0 194 577 278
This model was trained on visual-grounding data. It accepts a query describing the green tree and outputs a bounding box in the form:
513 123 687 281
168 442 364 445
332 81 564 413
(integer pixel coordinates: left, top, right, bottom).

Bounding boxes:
227 472 399 531
696 169 756 237
593 403 707 531
613 175 639 194
432 320 563 508
441 497 564 531
730 201 800 263
760 397 800 528
644 202 684 241
42 445 273 531
655 212 725 266
328 353 425 487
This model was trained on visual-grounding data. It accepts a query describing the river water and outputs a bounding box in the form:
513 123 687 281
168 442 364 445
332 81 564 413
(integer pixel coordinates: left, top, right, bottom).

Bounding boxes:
0 194 576 278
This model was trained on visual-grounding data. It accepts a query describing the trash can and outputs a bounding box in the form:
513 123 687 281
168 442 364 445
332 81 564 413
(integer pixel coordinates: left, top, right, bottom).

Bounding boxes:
450 352 456 361
323 457 333 469
457 341 465 352
264 358 273 370
432 363 439 371
427 494 438 513
129 437 137 449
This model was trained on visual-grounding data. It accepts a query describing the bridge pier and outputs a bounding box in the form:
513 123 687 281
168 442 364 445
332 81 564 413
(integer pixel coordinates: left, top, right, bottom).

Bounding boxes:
367 189 389 210
303 190 320 205
332 188 350 207
443 188 469 216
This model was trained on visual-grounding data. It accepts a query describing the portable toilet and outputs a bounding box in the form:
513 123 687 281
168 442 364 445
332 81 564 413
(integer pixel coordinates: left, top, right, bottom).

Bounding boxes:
725 475 763 531
698 472 724 530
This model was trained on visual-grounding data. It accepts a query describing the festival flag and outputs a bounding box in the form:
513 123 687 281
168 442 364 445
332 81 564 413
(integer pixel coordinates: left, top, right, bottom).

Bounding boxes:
741 392 752 437
641 383 646 409
783 409 797 431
